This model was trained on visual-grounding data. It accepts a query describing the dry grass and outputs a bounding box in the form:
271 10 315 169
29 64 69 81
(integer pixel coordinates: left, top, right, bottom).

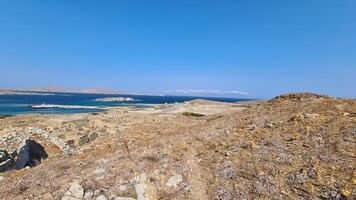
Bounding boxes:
0 93 355 199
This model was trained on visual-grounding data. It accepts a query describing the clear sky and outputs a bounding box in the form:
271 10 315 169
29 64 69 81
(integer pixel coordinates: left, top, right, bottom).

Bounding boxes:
0 0 355 98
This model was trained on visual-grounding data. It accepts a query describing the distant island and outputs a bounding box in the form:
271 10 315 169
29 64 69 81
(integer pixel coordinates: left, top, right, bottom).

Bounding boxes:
0 90 55 96
0 87 128 95
0 87 166 96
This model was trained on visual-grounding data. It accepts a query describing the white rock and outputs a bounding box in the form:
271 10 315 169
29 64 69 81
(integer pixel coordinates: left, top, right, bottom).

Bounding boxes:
135 183 145 200
119 185 128 191
96 195 107 200
83 190 94 199
0 176 4 182
224 129 231 135
135 182 157 200
61 196 81 200
94 189 101 196
132 173 147 183
115 197 136 200
63 181 84 199
93 168 106 174
166 173 183 188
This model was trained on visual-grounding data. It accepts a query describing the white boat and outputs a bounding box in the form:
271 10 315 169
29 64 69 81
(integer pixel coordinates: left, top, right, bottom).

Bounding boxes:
29 104 60 109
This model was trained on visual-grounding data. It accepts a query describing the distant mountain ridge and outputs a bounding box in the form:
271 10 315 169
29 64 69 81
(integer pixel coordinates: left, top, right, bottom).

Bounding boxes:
0 87 128 95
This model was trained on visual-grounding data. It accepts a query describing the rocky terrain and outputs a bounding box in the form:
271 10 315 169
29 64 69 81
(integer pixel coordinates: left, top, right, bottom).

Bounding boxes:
0 93 355 200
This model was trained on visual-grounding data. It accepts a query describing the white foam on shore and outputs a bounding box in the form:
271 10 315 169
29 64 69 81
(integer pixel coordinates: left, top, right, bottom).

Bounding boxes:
29 104 101 109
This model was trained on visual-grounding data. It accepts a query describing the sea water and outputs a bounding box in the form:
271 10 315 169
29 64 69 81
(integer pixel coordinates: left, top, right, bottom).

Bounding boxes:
0 92 252 115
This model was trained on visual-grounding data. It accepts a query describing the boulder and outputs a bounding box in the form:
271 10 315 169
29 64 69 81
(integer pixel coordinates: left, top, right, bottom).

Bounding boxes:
0 150 9 162
88 132 98 142
0 158 13 173
0 139 48 173
13 139 48 169
78 134 89 146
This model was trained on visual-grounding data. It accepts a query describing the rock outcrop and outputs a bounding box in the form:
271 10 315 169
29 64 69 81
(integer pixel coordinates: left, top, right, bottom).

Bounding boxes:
0 139 48 173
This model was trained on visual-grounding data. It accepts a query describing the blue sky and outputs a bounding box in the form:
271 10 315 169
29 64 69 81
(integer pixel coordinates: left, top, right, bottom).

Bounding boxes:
0 0 355 98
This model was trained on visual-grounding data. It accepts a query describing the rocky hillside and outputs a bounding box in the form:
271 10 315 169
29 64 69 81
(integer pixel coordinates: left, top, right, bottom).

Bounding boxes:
0 93 355 200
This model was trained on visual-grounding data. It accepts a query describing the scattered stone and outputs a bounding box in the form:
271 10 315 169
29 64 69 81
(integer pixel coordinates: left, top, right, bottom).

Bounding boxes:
89 132 99 142
135 182 157 200
80 146 93 153
0 176 3 182
166 173 183 188
276 153 294 164
220 166 236 179
62 181 84 200
135 183 146 200
93 168 106 174
115 197 136 200
96 195 107 200
94 189 102 196
83 190 94 199
118 185 128 191
254 175 276 195
132 173 148 183
78 134 89 146
66 140 76 148
285 173 308 185
215 188 234 200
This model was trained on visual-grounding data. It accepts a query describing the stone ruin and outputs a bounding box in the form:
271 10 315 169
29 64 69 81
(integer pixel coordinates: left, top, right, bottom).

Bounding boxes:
0 139 48 173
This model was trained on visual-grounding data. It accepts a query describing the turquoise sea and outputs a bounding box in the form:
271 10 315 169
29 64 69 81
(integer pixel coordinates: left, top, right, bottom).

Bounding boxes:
0 92 253 115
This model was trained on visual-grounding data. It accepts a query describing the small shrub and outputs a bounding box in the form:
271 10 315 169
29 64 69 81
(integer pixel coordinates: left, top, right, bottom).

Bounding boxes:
182 112 205 117
141 154 161 163
206 115 223 121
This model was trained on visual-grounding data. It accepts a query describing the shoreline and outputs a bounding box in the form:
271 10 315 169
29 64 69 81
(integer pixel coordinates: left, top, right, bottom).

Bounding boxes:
0 93 355 199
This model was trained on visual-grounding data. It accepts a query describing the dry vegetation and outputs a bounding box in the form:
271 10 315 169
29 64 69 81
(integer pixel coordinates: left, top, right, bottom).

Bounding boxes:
0 93 355 200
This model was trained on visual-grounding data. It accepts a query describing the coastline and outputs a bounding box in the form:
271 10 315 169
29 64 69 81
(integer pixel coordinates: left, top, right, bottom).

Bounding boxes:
0 93 355 199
